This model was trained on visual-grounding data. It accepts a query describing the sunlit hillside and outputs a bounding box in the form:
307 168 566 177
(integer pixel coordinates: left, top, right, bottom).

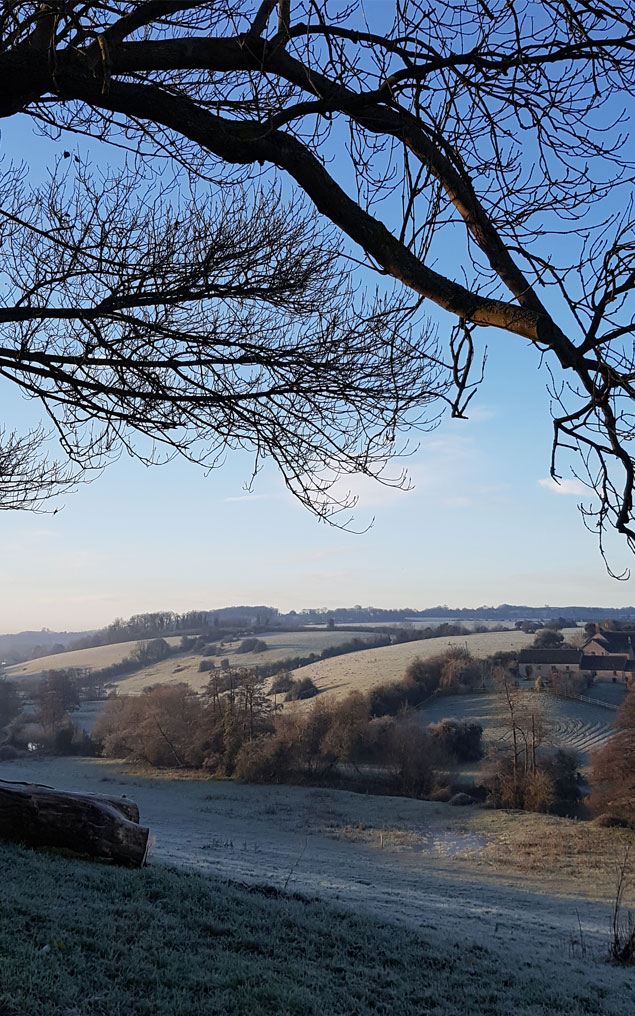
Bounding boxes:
287 629 581 703
5 637 184 684
113 629 380 694
6 629 382 693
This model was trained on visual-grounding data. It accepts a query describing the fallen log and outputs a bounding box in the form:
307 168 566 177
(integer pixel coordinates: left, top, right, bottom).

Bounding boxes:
0 779 149 868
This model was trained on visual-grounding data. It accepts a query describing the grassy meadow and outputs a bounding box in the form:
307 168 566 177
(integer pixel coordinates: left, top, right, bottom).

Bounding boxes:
0 837 633 1016
286 628 554 703
5 637 185 684
6 630 379 694
7 626 584 701
112 629 380 695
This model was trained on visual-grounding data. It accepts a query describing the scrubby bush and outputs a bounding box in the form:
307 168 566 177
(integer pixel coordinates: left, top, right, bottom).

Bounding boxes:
234 734 295 782
521 768 556 813
405 655 446 699
269 672 295 695
533 629 564 649
236 638 268 654
132 638 173 666
428 718 483 762
384 717 446 798
367 678 418 716
439 652 482 693
198 659 215 673
484 747 581 814
367 653 454 717
428 785 452 803
285 677 320 701
592 813 631 829
449 792 475 806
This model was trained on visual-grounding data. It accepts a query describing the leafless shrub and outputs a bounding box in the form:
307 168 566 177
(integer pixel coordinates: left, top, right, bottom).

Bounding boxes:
590 691 635 826
609 847 635 964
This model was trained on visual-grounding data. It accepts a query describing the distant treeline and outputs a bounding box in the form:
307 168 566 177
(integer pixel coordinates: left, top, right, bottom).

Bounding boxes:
72 637 177 689
21 608 284 660
236 626 473 683
292 605 635 623
8 602 635 666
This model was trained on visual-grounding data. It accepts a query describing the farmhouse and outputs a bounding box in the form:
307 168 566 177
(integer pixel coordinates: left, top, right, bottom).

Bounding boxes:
517 649 583 681
583 628 635 658
518 626 635 685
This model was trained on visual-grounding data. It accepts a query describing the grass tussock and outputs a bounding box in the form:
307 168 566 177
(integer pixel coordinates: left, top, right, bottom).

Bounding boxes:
0 842 632 1016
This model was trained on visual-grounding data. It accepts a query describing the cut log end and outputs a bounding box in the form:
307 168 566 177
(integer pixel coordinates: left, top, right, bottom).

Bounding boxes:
0 780 149 868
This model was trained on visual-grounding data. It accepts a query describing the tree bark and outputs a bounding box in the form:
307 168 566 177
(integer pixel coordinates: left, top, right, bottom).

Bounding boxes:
0 779 149 868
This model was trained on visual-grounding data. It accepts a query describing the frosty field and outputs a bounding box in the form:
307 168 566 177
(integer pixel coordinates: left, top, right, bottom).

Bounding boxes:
1 753 634 1015
419 691 617 764
111 628 380 694
5 637 184 684
288 629 581 701
6 629 379 693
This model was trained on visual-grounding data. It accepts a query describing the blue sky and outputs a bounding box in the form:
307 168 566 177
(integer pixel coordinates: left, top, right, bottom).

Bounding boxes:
1 97 635 633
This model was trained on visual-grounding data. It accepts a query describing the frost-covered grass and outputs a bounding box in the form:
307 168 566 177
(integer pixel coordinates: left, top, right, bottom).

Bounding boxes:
0 841 632 1016
289 629 540 702
6 638 184 684
114 629 380 695
6 630 379 695
420 690 615 762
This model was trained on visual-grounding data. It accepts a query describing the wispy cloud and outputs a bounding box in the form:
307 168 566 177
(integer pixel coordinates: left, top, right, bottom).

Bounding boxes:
223 493 271 503
538 477 587 496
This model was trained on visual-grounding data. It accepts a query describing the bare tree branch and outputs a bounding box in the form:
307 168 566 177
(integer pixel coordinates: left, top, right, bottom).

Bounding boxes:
0 2 634 559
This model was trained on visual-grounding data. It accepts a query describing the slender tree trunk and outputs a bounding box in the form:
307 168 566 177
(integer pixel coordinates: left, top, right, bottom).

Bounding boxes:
531 713 537 775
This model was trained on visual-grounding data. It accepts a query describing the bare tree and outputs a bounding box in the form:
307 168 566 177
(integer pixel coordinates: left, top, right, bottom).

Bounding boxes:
0 425 78 510
1 3 635 552
36 668 79 734
488 667 554 807
0 161 445 521
590 689 635 823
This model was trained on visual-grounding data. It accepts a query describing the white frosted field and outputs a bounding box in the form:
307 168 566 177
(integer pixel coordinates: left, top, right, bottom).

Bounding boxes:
419 690 617 763
5 637 184 684
287 628 580 702
8 629 381 694
1 753 633 1014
